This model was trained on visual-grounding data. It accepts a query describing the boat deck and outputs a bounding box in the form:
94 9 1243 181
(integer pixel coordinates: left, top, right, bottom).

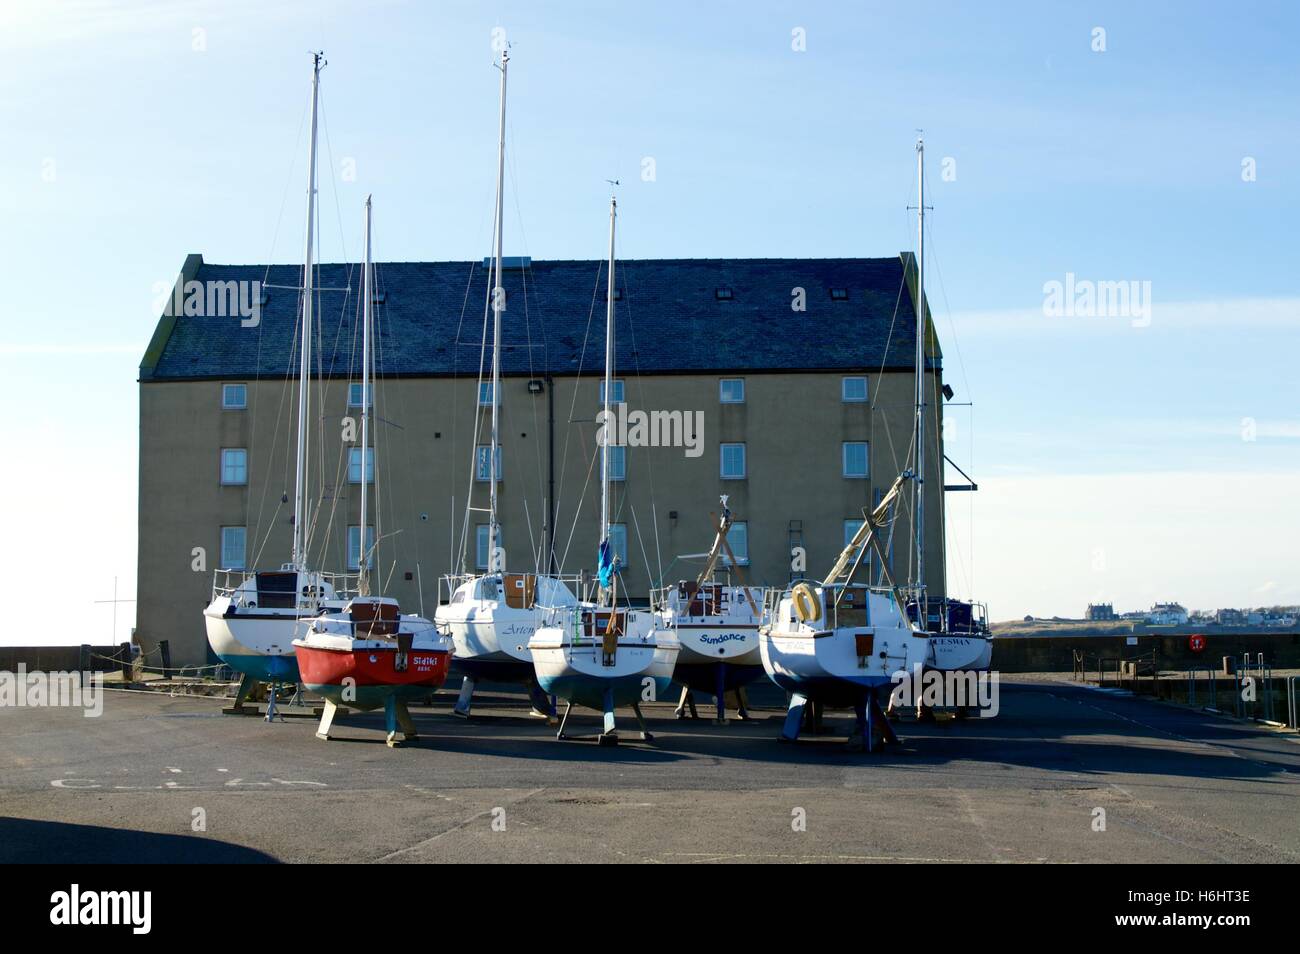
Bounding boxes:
3 678 1299 863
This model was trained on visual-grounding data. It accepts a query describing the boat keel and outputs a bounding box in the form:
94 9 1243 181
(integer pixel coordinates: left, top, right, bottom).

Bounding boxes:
452 675 476 718
315 698 340 740
384 696 418 748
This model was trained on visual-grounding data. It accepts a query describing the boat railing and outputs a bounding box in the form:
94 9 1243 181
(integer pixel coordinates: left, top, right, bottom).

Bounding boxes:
438 571 588 607
210 568 362 603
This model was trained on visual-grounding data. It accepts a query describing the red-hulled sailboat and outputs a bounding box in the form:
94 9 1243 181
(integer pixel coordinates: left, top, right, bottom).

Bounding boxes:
292 196 452 746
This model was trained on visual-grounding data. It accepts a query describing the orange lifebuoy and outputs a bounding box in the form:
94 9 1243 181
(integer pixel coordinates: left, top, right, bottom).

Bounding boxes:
1188 633 1206 653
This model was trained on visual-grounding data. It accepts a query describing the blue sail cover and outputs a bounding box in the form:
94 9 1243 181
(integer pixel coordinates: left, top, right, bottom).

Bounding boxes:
597 538 618 587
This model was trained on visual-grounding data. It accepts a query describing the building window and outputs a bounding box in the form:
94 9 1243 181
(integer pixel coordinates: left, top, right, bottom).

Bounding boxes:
830 288 849 301
348 525 376 570
348 382 371 409
719 378 745 404
598 379 625 404
348 447 374 484
609 523 628 569
220 448 248 485
476 524 503 570
842 376 868 403
478 381 496 406
843 519 868 565
475 445 502 482
602 445 626 481
715 287 733 301
722 521 749 565
222 383 247 409
842 441 869 478
874 488 894 577
720 442 747 480
220 526 246 570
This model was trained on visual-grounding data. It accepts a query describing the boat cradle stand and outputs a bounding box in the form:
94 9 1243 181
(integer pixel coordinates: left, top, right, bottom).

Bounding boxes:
674 667 752 725
314 697 420 748
453 674 558 724
556 687 654 746
779 688 898 753
223 675 319 720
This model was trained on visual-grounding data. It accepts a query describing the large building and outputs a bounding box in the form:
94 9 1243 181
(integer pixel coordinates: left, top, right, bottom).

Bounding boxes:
137 253 952 666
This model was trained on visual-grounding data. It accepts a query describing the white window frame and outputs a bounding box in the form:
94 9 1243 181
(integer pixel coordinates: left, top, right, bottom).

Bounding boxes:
222 383 247 409
348 525 376 570
347 447 374 484
720 442 747 480
719 378 745 404
602 445 626 481
220 448 248 486
220 526 247 570
722 520 749 565
475 524 502 570
842 441 869 479
843 518 869 566
609 523 629 569
842 376 868 403
475 445 502 482
348 381 371 409
598 378 625 404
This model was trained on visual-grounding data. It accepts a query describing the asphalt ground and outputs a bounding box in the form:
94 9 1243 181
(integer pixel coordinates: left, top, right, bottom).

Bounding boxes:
3 678 1298 863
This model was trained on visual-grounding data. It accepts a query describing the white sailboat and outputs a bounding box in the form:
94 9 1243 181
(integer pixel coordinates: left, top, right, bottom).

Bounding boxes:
435 50 577 718
204 51 352 708
529 194 679 745
652 495 765 723
759 475 932 751
904 135 992 674
293 196 453 747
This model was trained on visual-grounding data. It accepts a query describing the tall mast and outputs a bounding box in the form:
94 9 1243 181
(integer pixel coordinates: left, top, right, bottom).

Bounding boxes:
487 50 508 572
913 135 927 617
601 194 617 574
292 51 324 573
359 195 373 595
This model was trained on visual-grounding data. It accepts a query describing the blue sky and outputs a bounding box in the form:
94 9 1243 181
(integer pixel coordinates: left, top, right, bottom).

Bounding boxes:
1 0 1297 640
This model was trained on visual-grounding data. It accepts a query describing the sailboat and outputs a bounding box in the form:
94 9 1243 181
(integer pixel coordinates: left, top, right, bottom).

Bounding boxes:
759 475 932 751
204 52 351 709
653 496 766 724
293 197 452 747
528 194 679 745
434 50 578 718
903 136 992 676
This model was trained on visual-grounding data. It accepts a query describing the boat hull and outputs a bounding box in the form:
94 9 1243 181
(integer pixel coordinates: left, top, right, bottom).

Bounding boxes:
204 603 308 683
436 575 578 681
531 615 678 711
930 634 994 672
295 644 450 711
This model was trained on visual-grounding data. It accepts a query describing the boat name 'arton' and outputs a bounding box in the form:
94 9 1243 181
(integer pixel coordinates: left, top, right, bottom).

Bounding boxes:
698 632 751 645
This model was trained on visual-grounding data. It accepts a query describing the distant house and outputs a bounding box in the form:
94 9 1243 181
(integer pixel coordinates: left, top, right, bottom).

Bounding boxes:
1146 602 1189 626
1085 602 1116 621
1263 614 1297 628
1216 608 1246 626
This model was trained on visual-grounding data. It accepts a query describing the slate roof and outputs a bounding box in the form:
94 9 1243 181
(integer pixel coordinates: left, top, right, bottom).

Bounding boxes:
141 256 927 381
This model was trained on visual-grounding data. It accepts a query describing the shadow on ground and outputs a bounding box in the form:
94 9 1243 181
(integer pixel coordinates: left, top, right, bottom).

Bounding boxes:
0 817 279 863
